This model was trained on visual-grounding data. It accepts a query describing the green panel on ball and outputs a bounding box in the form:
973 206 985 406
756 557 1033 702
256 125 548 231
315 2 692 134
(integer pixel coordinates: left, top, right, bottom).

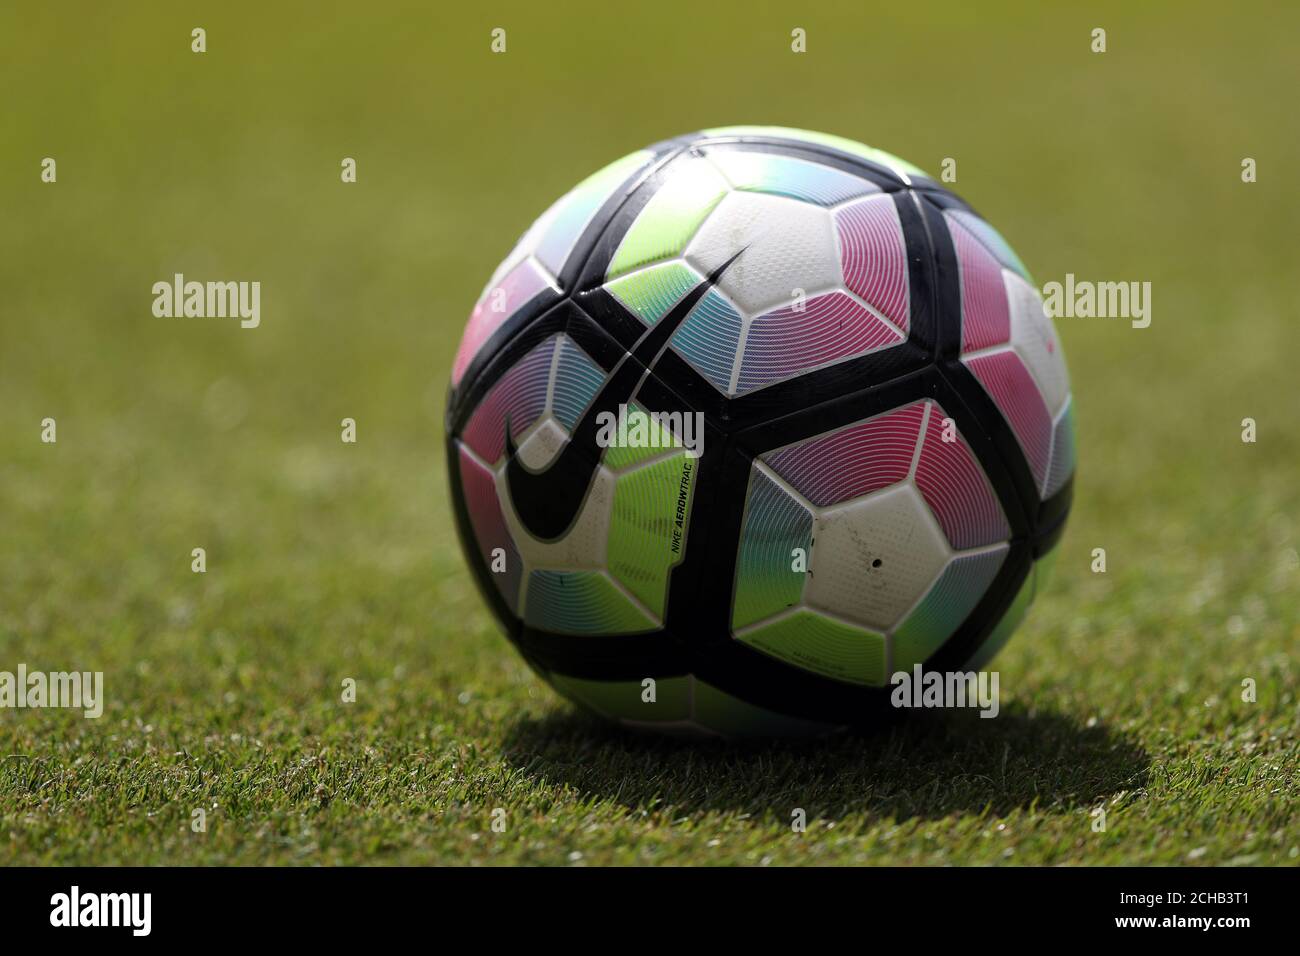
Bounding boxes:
524 570 656 635
736 608 887 686
892 547 1008 671
607 452 696 617
606 158 728 279
604 261 700 326
732 468 812 629
601 404 679 471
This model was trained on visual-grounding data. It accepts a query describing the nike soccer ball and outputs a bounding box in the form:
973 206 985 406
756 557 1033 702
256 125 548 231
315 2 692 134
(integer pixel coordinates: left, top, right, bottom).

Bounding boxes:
446 126 1074 736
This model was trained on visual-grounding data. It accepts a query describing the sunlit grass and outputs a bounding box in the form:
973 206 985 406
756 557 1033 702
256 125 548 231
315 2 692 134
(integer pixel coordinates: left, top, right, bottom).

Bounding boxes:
1 0 1296 865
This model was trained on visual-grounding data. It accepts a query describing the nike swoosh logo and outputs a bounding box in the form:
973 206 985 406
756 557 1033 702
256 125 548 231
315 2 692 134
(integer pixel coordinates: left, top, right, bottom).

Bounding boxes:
503 248 746 541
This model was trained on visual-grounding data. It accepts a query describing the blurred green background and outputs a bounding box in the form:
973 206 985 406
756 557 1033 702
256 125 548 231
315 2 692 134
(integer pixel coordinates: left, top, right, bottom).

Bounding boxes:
0 1 1296 864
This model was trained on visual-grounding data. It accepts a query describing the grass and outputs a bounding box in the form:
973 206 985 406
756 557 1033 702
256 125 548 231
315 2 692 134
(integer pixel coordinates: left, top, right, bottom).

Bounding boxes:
1 0 1297 865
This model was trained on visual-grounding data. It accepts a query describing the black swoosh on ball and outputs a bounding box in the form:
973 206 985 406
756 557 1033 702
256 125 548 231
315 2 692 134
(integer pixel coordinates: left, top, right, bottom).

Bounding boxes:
503 247 747 541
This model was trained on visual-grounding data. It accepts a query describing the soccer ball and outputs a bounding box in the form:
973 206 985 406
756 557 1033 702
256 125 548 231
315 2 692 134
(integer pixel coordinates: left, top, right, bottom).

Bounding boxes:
446 127 1074 736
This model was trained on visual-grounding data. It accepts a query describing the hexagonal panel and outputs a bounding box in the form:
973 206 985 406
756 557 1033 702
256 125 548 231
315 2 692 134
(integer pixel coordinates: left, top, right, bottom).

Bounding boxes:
486 149 654 295
805 482 951 633
684 190 840 316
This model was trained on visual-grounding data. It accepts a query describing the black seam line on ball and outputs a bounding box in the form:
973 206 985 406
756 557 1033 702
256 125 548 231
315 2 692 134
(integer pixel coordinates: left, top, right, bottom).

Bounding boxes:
447 424 692 682
501 247 749 543
451 137 948 435
689 544 1035 721
448 139 1072 710
918 190 1048 541
493 413 1066 697
511 376 1059 695
571 170 936 431
680 134 911 192
447 298 582 436
921 542 1034 678
448 144 702 434
513 209 1067 700
448 142 688 420
451 132 962 424
461 391 1064 691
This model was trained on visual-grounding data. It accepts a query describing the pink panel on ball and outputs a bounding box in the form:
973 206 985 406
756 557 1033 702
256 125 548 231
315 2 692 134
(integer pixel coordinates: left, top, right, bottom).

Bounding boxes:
964 350 1053 490
950 216 1010 353
835 195 909 333
913 405 1010 549
452 258 553 387
738 291 902 392
457 443 521 613
460 338 555 464
764 402 926 507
